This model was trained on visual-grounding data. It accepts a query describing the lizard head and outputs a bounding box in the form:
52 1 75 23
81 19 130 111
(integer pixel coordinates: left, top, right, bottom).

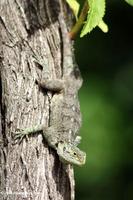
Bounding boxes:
57 142 86 166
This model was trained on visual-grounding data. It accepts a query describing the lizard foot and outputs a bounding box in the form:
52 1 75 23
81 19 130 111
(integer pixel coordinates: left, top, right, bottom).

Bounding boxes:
13 129 30 144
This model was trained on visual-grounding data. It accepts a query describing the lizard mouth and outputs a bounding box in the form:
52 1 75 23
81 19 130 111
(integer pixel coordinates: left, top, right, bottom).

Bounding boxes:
57 142 86 166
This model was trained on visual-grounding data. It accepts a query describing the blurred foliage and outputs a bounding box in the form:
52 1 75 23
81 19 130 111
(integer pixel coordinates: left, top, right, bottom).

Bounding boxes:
74 1 133 200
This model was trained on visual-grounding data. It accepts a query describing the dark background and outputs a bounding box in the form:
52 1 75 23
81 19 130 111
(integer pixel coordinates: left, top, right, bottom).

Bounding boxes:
74 1 133 200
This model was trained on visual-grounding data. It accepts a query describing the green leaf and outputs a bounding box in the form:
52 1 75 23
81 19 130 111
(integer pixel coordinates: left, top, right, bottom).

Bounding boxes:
66 0 80 20
80 0 106 37
125 0 133 6
98 20 108 33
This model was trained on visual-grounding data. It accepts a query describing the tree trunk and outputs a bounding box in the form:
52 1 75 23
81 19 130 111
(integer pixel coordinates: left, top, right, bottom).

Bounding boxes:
0 0 75 199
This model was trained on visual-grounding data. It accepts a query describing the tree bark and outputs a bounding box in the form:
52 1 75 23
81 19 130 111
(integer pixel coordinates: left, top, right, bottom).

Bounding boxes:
0 0 75 199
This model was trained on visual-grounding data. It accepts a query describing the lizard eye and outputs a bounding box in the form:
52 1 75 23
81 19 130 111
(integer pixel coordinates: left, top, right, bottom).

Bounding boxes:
63 147 66 151
73 152 77 156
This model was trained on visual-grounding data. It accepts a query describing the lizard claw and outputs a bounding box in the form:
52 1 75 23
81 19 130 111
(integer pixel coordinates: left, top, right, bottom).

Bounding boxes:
13 129 29 144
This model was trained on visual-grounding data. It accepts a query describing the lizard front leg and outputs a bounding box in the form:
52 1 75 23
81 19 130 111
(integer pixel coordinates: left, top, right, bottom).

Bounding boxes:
13 124 45 143
14 125 59 148
14 125 86 166
13 79 64 144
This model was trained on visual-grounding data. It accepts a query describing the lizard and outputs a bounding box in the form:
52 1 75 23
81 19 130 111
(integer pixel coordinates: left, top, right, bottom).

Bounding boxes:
14 18 86 166
14 72 86 166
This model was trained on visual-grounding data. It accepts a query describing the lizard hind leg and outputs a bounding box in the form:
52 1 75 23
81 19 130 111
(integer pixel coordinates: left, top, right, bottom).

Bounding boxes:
37 79 65 93
33 55 65 92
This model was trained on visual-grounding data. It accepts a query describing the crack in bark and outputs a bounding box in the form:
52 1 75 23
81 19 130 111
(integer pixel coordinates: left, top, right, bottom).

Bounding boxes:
20 155 34 191
0 72 8 146
58 26 64 77
0 16 13 40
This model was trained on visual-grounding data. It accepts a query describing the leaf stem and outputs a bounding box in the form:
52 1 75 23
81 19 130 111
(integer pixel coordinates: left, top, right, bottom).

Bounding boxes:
68 0 89 39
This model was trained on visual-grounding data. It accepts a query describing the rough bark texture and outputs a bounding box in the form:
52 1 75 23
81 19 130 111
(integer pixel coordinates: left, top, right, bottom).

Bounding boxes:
0 0 75 199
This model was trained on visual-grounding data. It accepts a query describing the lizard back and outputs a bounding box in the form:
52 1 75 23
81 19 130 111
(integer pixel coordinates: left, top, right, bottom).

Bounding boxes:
50 65 83 144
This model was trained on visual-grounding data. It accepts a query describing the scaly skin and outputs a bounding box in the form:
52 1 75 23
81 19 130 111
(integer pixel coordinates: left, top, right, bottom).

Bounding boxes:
14 125 86 166
14 51 86 166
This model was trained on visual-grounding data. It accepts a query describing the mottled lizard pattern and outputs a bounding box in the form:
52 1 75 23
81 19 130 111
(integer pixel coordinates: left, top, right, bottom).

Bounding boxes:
14 18 86 166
